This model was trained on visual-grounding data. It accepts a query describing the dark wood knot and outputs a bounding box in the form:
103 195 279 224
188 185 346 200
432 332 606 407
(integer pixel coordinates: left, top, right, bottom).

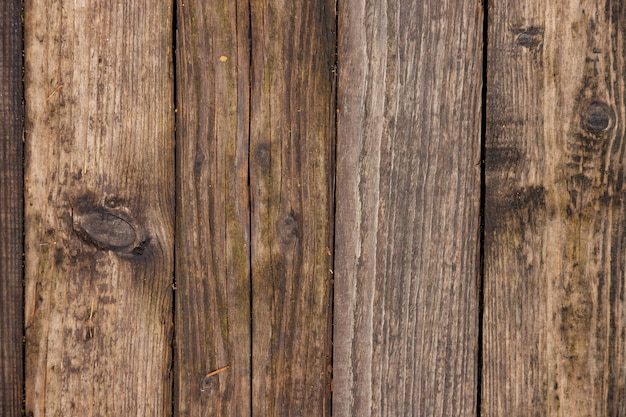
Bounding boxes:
581 101 612 133
73 208 145 255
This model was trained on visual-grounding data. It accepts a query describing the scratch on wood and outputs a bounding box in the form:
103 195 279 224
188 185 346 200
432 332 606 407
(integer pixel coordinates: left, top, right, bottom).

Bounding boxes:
203 364 230 379
46 84 63 101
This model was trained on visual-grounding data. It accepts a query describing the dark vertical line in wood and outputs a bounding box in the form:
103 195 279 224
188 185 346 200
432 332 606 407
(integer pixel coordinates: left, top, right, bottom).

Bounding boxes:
0 0 24 415
477 1 488 416
171 0 177 416
20 3 26 414
329 0 339 414
246 1 253 415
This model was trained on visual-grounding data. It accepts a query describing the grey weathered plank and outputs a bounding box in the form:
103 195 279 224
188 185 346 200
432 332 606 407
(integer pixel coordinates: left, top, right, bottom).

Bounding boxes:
249 0 336 415
24 2 174 415
484 1 626 415
0 3 24 417
333 0 483 415
175 0 251 415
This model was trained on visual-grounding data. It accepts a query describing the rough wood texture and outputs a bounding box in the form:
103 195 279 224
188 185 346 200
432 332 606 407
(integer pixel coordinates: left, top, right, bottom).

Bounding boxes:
484 1 626 415
333 0 483 415
175 0 251 415
0 2 24 416
249 0 335 415
24 2 174 416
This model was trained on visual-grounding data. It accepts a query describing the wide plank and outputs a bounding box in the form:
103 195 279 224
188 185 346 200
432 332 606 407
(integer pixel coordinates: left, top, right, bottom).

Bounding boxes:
484 1 626 415
24 2 174 416
175 0 251 415
0 2 24 416
249 0 336 415
333 0 483 415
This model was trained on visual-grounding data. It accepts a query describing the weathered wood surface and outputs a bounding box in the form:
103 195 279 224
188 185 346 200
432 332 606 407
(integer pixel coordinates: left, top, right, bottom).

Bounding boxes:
249 0 335 415
0 3 24 416
24 1 174 416
484 1 626 415
333 0 483 415
175 0 251 415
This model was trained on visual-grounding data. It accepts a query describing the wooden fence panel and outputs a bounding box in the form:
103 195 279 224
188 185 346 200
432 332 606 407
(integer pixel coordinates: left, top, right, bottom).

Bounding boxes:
484 1 626 415
175 0 251 416
333 0 483 416
23 2 174 416
249 1 336 415
0 3 23 416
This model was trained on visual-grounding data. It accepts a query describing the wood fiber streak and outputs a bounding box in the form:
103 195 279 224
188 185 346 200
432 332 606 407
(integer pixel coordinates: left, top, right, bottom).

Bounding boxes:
0 2 24 416
249 0 336 415
175 0 251 415
24 2 174 416
484 1 626 415
334 0 483 416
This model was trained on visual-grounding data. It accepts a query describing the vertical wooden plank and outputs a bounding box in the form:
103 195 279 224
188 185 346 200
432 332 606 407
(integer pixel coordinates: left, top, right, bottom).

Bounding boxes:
24 2 174 416
484 1 626 415
175 0 251 415
249 0 335 415
0 2 23 416
334 0 483 415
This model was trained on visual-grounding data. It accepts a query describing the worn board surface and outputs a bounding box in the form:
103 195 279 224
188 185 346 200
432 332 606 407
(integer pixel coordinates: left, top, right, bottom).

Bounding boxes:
333 0 483 415
175 0 251 415
24 1 174 416
249 0 336 415
484 1 626 415
0 2 24 417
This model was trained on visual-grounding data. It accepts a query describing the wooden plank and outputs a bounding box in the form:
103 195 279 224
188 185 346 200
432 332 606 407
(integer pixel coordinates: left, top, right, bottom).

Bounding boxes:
23 2 174 416
175 0 251 415
249 0 335 415
484 1 626 415
0 2 24 416
333 0 483 415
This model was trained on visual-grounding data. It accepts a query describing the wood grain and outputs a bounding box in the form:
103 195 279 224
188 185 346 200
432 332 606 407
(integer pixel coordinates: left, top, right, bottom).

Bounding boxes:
175 0 251 415
0 3 24 416
23 2 174 416
333 0 483 415
484 1 626 415
249 0 336 415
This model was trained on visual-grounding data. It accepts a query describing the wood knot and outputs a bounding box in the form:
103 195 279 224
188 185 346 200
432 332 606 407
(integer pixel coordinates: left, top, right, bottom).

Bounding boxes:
253 144 271 170
581 101 612 133
73 206 147 256
279 210 299 245
74 210 136 249
515 26 543 48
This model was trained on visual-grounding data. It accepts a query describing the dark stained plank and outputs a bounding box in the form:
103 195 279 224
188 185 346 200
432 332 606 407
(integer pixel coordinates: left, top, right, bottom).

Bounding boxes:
175 0 251 415
484 1 626 415
0 2 24 417
249 0 336 415
23 2 174 415
333 0 483 415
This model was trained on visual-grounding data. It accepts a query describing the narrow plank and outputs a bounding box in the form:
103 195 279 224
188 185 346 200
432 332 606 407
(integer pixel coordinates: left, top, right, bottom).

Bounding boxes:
175 0 251 415
23 2 174 416
484 1 626 415
333 0 483 415
0 2 24 416
249 0 336 415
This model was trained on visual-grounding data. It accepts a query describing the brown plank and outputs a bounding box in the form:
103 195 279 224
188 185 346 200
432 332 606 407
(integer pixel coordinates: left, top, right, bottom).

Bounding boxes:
333 0 483 415
23 2 174 416
484 1 626 415
249 0 335 415
175 0 251 415
0 2 24 416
